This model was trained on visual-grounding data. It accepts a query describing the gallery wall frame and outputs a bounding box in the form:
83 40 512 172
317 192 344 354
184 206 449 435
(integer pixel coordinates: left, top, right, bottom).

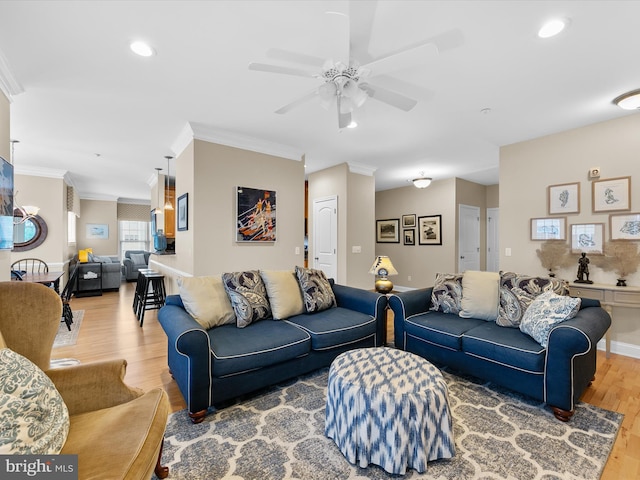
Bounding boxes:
177 193 188 231
548 182 580 215
609 212 640 240
402 214 416 228
570 223 604 255
403 229 415 246
376 218 400 243
592 176 631 213
236 186 276 242
86 223 109 239
418 215 442 245
530 217 566 241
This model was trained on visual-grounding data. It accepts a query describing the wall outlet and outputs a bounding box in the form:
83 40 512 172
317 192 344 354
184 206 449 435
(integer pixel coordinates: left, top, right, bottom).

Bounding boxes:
351 246 362 253
589 167 601 179
295 247 300 255
408 275 412 281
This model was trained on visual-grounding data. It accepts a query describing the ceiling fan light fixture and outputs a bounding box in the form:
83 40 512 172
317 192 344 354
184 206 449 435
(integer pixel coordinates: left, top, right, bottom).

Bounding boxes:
537 18 568 38
613 89 640 110
130 41 156 57
347 120 358 129
412 177 432 189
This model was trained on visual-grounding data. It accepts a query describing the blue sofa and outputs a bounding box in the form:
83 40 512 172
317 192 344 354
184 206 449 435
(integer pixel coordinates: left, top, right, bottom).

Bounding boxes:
389 287 611 421
159 280 387 423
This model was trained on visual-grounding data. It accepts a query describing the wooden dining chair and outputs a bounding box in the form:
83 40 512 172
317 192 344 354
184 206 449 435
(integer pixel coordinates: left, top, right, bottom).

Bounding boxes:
11 258 49 274
61 266 79 331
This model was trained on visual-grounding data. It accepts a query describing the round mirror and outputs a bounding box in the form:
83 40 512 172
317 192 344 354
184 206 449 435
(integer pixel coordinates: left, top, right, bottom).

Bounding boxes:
13 210 48 252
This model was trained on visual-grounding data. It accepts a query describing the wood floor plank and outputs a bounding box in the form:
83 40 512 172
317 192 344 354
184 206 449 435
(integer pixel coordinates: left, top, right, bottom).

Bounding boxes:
58 282 637 479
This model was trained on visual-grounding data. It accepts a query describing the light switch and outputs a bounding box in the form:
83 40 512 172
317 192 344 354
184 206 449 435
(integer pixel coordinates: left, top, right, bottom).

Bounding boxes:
352 246 362 253
505 247 512 257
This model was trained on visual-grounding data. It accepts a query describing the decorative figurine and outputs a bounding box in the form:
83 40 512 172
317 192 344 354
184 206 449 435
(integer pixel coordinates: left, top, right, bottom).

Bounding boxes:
575 252 593 284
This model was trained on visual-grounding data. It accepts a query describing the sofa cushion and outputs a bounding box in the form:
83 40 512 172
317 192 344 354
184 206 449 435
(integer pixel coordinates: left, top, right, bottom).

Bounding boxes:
519 291 581 347
285 307 376 350
177 276 236 329
429 273 463 314
260 270 305 320
222 270 272 328
461 322 546 373
129 253 146 265
496 272 569 328
210 320 311 377
405 311 486 351
295 266 337 313
459 270 500 321
0 348 69 454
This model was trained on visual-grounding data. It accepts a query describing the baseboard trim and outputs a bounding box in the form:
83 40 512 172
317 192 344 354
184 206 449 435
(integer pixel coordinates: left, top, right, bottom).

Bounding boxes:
598 339 640 359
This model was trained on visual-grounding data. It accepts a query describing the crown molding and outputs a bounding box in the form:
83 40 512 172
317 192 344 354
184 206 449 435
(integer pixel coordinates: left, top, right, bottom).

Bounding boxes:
348 162 377 176
171 121 304 162
0 47 24 101
14 165 67 178
79 192 119 201
117 197 151 205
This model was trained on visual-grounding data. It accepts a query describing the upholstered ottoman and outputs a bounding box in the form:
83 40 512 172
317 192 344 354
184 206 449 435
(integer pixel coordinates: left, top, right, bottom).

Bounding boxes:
325 347 455 475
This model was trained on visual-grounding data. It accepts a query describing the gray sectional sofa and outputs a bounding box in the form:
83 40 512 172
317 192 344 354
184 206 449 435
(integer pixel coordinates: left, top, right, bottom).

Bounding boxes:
158 269 387 423
389 271 611 421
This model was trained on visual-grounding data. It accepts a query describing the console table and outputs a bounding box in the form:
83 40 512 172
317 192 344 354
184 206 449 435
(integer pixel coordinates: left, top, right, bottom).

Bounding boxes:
568 282 640 357
76 262 102 297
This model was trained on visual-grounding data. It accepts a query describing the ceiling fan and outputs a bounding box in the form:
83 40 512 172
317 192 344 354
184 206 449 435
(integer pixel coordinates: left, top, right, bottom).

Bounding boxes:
249 2 462 129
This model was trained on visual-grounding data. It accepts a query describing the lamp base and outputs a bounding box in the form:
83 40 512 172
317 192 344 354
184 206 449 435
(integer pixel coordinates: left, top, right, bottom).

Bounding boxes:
375 278 393 294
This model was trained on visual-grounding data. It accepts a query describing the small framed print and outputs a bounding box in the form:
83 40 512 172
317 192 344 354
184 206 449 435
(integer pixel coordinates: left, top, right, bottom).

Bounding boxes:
530 217 566 240
86 223 109 239
548 182 580 215
609 212 640 240
403 229 415 246
177 193 188 231
571 223 604 254
376 219 400 243
592 176 631 213
418 215 442 245
402 214 416 228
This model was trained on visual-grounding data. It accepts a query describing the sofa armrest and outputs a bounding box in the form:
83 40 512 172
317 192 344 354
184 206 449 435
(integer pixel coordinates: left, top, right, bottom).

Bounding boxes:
46 359 143 415
331 283 388 346
388 288 433 348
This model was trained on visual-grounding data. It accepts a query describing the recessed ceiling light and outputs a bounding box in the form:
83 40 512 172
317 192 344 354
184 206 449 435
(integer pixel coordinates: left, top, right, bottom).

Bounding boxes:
347 120 358 129
130 41 156 57
538 18 568 38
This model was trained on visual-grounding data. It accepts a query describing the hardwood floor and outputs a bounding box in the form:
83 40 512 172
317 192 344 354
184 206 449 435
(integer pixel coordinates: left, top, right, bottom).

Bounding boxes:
57 282 639 479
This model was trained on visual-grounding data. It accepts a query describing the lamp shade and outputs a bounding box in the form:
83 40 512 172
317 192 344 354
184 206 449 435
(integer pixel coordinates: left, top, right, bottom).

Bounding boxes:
369 256 398 276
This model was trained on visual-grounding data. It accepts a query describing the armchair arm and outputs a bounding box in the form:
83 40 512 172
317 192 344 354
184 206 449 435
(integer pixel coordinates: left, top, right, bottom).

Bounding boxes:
46 359 143 415
122 257 134 275
331 284 387 346
388 288 433 349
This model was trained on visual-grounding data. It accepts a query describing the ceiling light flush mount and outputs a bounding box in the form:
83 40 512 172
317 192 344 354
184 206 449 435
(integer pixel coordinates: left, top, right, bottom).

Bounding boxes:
613 89 640 110
537 18 568 38
412 172 432 189
130 41 156 57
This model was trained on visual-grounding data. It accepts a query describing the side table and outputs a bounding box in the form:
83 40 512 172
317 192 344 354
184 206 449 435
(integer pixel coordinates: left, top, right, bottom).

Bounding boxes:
76 262 102 297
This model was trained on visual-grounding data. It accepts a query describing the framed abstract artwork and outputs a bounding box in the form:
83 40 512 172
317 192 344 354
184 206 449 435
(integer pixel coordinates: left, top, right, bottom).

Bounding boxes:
177 193 188 231
236 186 276 242
609 212 640 240
592 176 631 213
571 223 604 254
530 217 566 240
403 229 415 246
376 219 400 243
86 223 109 239
548 182 580 215
418 215 442 245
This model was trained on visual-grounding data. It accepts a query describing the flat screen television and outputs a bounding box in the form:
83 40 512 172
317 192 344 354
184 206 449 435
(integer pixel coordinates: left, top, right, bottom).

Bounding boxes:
0 155 13 250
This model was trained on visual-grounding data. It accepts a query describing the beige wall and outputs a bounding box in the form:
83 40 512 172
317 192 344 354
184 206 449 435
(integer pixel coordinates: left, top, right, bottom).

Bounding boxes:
0 91 10 280
78 199 119 255
500 113 640 355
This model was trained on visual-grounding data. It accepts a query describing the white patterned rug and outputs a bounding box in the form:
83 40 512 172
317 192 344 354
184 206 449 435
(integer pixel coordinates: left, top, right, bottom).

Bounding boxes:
53 310 84 348
154 368 622 480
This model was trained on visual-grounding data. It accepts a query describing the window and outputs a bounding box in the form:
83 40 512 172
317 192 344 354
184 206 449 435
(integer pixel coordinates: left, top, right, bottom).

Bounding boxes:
119 220 150 259
68 212 76 244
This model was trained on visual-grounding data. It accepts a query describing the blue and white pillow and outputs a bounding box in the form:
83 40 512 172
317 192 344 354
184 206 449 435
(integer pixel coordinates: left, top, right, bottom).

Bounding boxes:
519 291 581 347
429 273 463 314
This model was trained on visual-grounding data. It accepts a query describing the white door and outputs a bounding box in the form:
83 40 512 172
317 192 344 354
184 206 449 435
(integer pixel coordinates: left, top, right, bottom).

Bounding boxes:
487 207 500 272
458 204 480 272
312 196 338 281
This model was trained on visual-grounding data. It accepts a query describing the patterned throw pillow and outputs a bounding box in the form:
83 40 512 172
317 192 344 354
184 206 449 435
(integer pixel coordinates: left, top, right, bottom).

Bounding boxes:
294 266 337 313
430 273 463 314
496 272 569 328
519 291 581 347
0 348 70 454
222 270 272 328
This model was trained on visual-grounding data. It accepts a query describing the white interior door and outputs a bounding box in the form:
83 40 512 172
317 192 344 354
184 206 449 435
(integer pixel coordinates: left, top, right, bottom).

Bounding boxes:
487 207 500 272
458 204 480 272
312 196 338 281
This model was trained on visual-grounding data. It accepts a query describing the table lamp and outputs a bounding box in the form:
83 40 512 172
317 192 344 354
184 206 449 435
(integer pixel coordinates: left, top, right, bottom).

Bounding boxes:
369 256 398 293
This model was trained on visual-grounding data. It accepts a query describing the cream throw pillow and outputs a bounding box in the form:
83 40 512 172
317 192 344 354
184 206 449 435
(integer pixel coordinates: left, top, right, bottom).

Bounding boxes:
177 276 236 329
459 270 500 321
260 270 304 320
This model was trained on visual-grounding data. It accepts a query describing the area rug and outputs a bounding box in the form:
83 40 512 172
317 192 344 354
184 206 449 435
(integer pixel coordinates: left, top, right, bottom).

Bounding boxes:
52 310 84 348
154 368 622 480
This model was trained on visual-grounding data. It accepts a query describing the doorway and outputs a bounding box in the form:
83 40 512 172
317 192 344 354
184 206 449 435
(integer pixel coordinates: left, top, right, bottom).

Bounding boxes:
458 204 480 272
486 207 500 272
312 196 338 281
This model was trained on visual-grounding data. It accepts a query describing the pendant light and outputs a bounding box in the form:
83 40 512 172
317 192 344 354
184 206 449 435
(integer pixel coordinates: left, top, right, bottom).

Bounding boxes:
163 156 174 211
155 167 163 215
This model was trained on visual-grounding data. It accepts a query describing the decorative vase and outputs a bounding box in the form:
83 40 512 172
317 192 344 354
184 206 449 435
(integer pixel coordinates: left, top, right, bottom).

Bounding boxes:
616 278 627 287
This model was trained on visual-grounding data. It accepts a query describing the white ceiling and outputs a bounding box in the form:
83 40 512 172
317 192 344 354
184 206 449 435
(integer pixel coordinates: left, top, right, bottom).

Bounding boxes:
1 1 639 202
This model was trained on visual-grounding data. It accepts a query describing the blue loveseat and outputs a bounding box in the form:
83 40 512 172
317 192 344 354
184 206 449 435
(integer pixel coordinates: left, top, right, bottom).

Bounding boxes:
159 277 387 423
389 272 611 421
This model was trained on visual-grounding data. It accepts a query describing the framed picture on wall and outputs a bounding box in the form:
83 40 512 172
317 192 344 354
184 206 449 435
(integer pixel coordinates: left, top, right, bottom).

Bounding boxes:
548 182 580 215
403 229 415 246
177 193 188 231
609 212 640 240
402 214 416 228
571 223 604 254
86 223 109 239
592 176 631 213
418 215 442 245
236 186 276 242
530 217 566 240
376 219 400 243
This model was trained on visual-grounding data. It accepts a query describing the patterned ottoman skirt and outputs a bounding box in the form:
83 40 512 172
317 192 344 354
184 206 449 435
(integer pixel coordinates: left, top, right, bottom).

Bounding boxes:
325 347 455 475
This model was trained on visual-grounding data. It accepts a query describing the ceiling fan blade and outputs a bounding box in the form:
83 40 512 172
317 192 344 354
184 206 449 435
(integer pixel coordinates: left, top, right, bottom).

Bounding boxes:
248 62 317 78
348 0 378 64
324 9 350 66
274 89 319 114
360 83 418 111
266 48 325 67
362 41 438 77
428 28 465 54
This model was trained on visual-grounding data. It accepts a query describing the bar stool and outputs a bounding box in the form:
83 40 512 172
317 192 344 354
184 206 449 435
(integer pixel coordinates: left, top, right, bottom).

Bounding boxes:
134 270 166 326
132 269 156 318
